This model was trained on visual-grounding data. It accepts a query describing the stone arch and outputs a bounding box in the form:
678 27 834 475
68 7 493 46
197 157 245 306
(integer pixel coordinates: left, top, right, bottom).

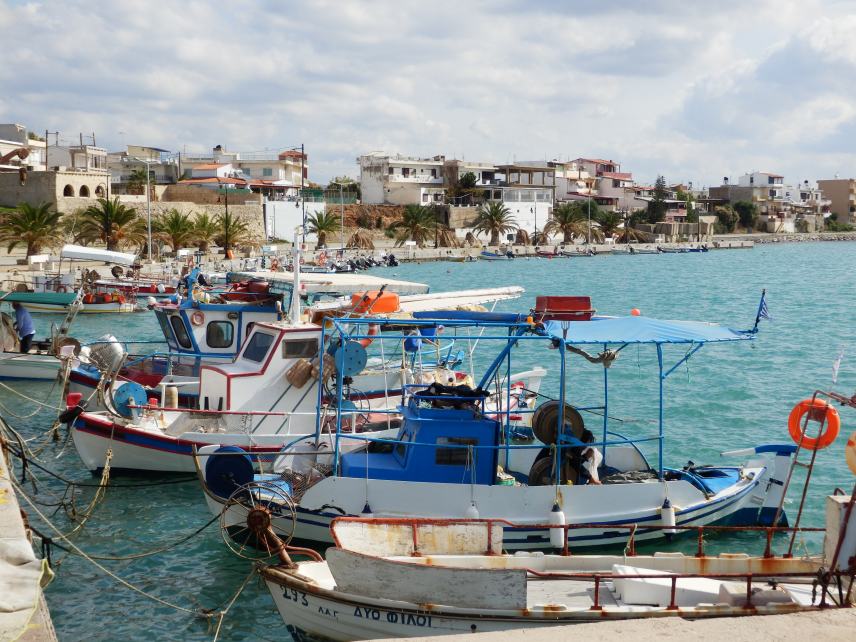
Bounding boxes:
63 184 74 196
95 184 105 197
79 185 90 197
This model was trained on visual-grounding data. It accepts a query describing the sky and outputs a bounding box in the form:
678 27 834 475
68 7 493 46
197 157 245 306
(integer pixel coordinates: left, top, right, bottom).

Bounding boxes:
2 0 855 189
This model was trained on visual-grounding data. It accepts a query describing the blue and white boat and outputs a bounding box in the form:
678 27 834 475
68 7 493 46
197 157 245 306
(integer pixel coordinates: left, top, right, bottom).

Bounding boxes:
202 298 797 551
480 250 514 261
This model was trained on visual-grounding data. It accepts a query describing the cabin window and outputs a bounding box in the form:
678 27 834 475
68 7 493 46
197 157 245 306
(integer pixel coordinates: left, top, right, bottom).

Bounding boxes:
435 437 478 466
156 312 175 347
206 321 234 348
243 331 275 363
170 315 193 349
282 338 318 359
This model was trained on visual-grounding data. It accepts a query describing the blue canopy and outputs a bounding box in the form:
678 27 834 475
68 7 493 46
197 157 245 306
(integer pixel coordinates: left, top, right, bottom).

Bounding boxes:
543 315 752 345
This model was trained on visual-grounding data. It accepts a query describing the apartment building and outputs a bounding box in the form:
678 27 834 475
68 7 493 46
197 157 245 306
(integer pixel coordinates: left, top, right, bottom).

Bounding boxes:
817 178 856 224
359 152 446 205
182 145 307 189
107 145 180 193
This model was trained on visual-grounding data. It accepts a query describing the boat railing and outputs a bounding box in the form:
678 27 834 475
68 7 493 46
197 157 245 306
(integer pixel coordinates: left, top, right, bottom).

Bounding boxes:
331 515 827 561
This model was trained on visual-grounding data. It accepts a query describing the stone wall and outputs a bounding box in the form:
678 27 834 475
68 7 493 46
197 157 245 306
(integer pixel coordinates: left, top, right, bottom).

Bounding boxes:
0 170 108 211
161 184 263 205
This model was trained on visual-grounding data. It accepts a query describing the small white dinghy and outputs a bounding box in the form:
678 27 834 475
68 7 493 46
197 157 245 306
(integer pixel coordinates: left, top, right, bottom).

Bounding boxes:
256 497 856 641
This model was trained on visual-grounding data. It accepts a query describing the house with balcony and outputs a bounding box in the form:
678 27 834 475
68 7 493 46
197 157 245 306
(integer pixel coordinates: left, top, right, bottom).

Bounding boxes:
107 145 180 194
817 178 856 224
359 152 446 205
708 172 830 232
563 158 633 211
181 145 307 200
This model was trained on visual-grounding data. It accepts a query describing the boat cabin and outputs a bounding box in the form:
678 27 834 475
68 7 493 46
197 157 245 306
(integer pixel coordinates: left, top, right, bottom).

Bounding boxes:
340 390 499 484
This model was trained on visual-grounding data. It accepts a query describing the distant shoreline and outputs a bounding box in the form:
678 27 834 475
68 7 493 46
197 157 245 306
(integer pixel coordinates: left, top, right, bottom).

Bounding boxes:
715 231 856 244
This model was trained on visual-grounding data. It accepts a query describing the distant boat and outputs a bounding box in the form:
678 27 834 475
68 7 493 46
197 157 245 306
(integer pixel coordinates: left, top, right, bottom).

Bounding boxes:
480 251 513 261
535 249 560 258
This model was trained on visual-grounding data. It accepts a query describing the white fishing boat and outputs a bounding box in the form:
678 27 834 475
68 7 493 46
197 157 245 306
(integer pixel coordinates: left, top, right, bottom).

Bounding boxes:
201 294 802 552
0 297 83 380
255 498 854 641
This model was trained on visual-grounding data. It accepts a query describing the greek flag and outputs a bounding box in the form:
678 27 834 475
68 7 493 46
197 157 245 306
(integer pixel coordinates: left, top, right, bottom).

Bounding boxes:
751 290 770 333
757 292 771 321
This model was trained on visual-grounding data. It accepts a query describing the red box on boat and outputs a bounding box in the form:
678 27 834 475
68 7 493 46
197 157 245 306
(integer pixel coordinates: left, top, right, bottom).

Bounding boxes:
533 296 595 321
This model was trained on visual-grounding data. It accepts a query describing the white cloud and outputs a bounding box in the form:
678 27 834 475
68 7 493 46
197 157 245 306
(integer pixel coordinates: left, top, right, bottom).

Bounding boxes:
0 0 854 186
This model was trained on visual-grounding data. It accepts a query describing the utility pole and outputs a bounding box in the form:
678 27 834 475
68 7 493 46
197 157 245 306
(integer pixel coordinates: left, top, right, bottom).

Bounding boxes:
300 143 305 243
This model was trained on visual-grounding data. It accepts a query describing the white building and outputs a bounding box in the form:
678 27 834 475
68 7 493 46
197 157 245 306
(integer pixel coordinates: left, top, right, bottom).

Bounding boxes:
182 146 307 188
359 152 446 205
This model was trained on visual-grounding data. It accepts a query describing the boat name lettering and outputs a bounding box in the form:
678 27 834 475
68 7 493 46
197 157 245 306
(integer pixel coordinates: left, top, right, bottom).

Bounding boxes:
384 611 433 627
282 587 308 607
353 606 381 620
318 606 338 618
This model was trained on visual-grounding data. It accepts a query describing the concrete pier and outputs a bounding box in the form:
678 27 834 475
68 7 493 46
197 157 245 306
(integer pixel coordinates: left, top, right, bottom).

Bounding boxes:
0 448 57 642
398 609 856 642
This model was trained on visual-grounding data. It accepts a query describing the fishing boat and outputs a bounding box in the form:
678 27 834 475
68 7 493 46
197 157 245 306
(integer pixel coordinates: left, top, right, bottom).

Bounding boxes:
559 247 598 257
201 295 799 552
0 293 84 380
255 501 853 641
535 248 561 258
480 250 514 261
3 245 140 313
658 246 690 254
66 267 435 408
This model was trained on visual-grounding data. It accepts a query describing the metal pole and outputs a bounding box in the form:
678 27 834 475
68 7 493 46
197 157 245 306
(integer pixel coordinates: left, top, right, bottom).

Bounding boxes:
146 159 152 262
300 143 306 243
587 198 591 245
340 183 344 249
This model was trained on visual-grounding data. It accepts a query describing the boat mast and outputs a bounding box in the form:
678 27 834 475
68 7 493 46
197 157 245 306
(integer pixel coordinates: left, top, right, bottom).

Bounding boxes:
289 226 302 324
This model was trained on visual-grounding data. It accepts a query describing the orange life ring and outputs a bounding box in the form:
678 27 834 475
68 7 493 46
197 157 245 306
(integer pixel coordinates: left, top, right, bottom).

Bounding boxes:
787 398 840 450
190 310 205 326
270 259 280 271
358 324 379 348
299 257 305 265
845 431 856 475
318 252 327 266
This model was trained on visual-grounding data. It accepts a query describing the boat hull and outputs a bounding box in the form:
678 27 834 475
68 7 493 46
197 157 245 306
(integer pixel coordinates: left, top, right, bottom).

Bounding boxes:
0 352 61 380
209 462 773 552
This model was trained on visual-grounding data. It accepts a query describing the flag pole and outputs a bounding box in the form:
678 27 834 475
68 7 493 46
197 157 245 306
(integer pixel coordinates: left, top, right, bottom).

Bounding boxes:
751 288 767 334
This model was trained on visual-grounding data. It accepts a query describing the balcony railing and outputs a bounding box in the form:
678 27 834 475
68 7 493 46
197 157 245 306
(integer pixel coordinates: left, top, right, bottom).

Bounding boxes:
388 175 443 184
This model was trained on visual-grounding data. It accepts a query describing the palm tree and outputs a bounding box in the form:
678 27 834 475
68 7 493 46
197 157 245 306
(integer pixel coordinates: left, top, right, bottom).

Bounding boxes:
77 197 144 251
545 201 603 243
215 210 251 255
0 202 62 257
192 213 219 252
597 211 622 239
347 229 374 249
154 209 196 251
127 168 148 195
473 202 517 246
393 204 438 247
306 210 341 248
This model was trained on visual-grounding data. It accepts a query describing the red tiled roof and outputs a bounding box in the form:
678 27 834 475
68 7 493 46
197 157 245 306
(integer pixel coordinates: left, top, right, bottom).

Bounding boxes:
278 150 306 160
192 163 225 170
600 172 632 180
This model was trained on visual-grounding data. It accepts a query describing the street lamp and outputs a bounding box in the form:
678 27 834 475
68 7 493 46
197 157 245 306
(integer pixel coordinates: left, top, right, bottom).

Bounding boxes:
330 181 345 249
587 196 591 245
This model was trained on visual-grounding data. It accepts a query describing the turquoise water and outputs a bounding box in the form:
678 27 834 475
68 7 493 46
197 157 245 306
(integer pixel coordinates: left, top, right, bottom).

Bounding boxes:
2 242 855 641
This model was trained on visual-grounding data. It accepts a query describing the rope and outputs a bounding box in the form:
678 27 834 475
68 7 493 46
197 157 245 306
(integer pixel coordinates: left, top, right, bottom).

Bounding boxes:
211 568 256 642
28 513 219 561
11 477 202 616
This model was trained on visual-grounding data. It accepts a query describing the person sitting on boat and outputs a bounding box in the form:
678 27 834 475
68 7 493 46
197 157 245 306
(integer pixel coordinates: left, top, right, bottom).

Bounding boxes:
11 302 35 353
572 429 603 485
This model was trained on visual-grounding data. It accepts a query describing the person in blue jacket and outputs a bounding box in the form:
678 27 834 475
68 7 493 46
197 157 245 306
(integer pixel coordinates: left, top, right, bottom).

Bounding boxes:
12 302 35 353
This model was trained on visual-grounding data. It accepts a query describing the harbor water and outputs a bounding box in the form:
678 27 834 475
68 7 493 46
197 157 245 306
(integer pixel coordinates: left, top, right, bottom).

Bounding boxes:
2 241 854 641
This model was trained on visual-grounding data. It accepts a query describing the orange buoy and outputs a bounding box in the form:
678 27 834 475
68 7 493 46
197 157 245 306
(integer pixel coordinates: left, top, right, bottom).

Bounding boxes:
350 291 400 314
631 308 641 316
190 310 205 326
358 323 379 348
787 398 840 451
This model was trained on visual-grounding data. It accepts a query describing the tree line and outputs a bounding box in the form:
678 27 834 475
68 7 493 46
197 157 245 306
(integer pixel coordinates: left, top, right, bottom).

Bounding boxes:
0 198 255 258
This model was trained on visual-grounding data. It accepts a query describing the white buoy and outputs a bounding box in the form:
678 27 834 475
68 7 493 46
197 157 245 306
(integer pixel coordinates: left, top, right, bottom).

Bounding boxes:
146 296 157 309
661 498 677 536
465 502 480 519
549 502 566 549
